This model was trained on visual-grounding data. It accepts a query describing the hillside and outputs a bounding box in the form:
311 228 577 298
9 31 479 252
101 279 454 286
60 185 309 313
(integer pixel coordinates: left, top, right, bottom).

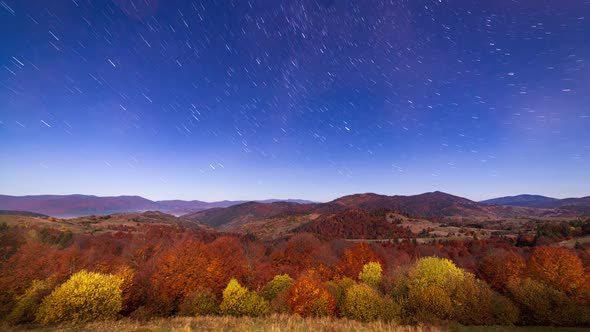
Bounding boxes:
0 195 313 218
294 209 414 239
182 201 316 229
0 211 210 235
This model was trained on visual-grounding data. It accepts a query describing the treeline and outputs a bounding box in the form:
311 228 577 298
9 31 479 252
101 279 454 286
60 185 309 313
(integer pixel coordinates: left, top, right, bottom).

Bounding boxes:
0 222 589 327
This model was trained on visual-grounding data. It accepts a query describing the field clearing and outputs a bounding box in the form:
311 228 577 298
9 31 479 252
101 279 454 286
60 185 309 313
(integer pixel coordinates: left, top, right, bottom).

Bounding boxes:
3 316 588 332
560 234 590 248
3 316 438 332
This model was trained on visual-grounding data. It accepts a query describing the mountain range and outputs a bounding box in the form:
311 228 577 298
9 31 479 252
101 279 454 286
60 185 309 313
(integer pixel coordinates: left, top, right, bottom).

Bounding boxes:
0 194 314 218
182 191 590 232
1 192 589 220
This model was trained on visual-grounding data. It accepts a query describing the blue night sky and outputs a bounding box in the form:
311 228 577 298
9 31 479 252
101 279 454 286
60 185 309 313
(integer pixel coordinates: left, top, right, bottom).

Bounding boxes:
0 0 589 202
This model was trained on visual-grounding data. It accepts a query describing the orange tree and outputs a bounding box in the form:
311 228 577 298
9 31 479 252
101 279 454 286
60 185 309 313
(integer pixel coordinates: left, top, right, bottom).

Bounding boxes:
287 273 336 317
336 243 381 279
526 246 587 296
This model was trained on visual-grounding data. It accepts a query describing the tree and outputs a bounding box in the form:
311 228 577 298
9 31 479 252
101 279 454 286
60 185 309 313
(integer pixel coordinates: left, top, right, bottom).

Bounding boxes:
406 256 465 290
336 243 381 279
219 279 268 317
478 250 525 291
36 270 123 324
342 283 398 322
178 288 218 316
287 274 336 317
449 273 519 325
527 246 586 295
358 262 383 288
205 236 246 293
326 276 355 310
406 284 452 323
6 278 55 324
150 238 209 313
271 234 322 277
507 277 590 326
262 274 293 301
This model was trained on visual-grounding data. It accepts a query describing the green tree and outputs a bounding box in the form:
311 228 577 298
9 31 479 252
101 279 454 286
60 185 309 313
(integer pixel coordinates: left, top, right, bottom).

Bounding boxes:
35 270 123 325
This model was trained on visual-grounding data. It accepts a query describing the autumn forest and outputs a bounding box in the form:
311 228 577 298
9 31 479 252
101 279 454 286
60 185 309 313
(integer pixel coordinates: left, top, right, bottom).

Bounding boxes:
1 210 589 329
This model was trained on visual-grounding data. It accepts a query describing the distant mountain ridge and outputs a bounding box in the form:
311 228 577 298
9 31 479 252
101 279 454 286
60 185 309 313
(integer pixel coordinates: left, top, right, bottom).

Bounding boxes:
3 192 588 220
0 194 315 218
183 191 587 232
481 194 590 209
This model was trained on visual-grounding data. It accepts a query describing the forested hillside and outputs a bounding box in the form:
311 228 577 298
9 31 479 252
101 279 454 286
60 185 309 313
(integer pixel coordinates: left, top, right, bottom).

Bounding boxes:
1 215 589 328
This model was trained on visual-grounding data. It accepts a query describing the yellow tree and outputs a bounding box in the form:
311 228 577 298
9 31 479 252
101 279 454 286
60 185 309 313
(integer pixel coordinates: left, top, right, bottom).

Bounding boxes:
219 278 268 317
358 261 383 288
36 270 123 324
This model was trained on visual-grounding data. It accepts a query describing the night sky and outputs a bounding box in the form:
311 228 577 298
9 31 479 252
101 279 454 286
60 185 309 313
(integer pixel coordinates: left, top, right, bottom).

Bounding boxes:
1 0 589 202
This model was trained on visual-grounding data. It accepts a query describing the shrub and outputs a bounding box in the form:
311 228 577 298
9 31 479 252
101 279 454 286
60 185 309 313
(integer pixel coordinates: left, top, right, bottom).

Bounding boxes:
35 270 123 325
219 279 268 317
358 262 383 288
178 288 218 316
287 274 336 317
6 279 54 324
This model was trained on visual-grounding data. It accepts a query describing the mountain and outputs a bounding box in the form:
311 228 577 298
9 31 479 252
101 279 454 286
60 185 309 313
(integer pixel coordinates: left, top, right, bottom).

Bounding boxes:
330 191 487 218
480 195 559 208
0 210 49 218
0 195 155 218
182 191 557 232
0 195 313 218
182 201 316 229
481 194 590 210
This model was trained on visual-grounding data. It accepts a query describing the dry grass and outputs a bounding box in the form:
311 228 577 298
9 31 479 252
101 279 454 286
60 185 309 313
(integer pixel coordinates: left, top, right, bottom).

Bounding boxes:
2 315 439 332
4 316 588 332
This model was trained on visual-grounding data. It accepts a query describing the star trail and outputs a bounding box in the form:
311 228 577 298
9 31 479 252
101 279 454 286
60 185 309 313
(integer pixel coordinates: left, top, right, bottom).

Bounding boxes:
1 0 589 201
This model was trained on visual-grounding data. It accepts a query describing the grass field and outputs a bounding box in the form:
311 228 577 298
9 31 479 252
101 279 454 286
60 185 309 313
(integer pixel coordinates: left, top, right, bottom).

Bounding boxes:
3 316 588 332
2 316 436 332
